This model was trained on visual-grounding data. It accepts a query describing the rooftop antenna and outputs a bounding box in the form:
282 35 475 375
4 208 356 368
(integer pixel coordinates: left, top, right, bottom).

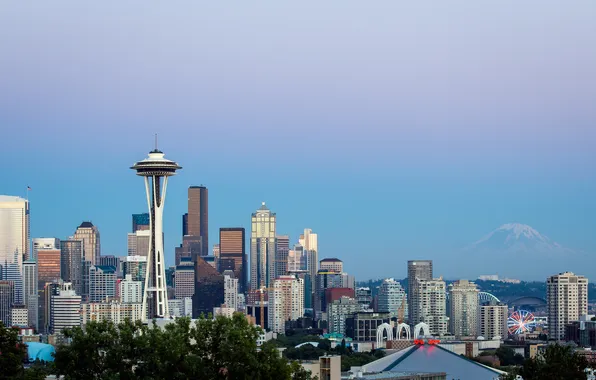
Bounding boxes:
155 133 158 150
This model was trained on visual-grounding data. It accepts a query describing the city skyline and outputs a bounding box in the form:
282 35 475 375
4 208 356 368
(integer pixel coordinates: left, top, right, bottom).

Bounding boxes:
1 1 595 281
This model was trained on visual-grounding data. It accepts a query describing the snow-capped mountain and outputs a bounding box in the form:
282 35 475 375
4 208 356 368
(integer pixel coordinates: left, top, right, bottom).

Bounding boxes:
469 223 568 253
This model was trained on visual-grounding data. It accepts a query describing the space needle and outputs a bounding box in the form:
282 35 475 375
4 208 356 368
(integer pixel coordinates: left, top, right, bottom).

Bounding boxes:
131 141 181 319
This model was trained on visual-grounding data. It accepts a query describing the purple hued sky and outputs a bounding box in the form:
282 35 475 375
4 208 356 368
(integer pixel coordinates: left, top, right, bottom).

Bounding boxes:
1 1 595 280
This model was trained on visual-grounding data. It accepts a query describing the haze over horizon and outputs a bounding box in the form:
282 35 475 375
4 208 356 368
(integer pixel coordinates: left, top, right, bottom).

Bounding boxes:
1 1 595 281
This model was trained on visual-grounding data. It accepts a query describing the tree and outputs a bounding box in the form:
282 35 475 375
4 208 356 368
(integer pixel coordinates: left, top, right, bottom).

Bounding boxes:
518 343 589 380
53 314 312 379
0 322 26 379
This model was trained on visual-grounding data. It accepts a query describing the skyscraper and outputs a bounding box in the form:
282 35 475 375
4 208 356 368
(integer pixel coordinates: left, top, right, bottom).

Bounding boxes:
268 275 304 333
416 278 448 336
89 265 117 302
73 222 101 265
319 258 343 273
60 239 83 295
219 228 246 293
174 259 195 300
51 282 81 334
131 147 181 319
407 260 433 324
250 203 276 290
128 229 150 257
275 235 290 279
31 238 59 262
378 278 408 320
23 261 38 328
547 272 588 340
37 248 61 332
223 270 239 310
448 279 479 338
0 281 14 324
132 213 150 232
299 229 318 288
120 274 143 304
192 256 224 318
0 196 29 304
187 186 209 257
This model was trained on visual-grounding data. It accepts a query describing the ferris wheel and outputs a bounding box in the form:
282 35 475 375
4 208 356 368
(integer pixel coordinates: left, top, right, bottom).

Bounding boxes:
508 310 536 335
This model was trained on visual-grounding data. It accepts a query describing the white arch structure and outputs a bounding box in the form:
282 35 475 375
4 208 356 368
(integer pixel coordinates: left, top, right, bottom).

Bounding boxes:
413 322 431 339
376 323 393 348
396 323 411 340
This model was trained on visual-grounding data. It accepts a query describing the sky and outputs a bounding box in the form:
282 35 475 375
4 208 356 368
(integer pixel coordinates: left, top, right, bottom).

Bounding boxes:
1 1 595 281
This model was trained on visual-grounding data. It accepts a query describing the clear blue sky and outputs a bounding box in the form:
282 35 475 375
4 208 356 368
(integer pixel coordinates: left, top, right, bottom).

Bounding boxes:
1 1 595 280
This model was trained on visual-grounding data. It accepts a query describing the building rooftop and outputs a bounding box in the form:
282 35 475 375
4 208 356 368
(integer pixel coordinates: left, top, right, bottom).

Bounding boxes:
78 221 95 228
320 258 342 262
94 265 117 273
0 195 27 203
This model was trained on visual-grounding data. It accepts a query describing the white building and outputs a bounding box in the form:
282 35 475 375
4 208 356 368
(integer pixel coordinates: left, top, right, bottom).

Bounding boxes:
299 229 318 291
81 301 144 326
250 202 277 290
547 272 588 340
31 238 59 262
417 278 448 336
269 275 304 333
378 278 408 320
10 305 28 327
223 270 238 310
328 296 360 335
448 279 479 338
213 307 235 318
479 304 508 339
168 298 192 317
120 274 143 303
0 196 29 304
22 261 38 328
51 282 81 334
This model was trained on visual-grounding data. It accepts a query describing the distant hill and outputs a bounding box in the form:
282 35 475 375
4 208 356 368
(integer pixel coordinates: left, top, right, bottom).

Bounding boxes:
356 278 596 302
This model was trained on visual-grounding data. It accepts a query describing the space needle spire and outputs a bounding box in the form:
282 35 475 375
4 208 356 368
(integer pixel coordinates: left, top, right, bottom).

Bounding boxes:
131 143 181 319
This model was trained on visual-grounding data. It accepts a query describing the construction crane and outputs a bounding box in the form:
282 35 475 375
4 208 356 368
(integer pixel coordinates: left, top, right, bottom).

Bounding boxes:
256 286 275 329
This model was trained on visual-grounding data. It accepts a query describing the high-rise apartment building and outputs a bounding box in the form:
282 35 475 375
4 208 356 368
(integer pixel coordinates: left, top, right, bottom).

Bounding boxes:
275 235 290 279
73 222 101 265
547 272 588 340
320 258 343 273
132 213 150 232
127 230 150 257
328 296 360 335
223 270 239 310
186 186 209 257
31 238 59 262
120 274 143 304
377 278 408 320
23 261 38 328
0 281 14 324
219 228 246 293
356 287 373 311
268 275 304 333
175 259 195 300
448 280 479 338
51 282 81 334
88 265 117 302
479 304 508 339
250 203 276 290
417 278 447 336
407 260 433 324
60 239 83 295
299 229 318 288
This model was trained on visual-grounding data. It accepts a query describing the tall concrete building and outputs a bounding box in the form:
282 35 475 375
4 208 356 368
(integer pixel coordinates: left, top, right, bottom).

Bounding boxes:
328 296 360 335
299 229 318 288
0 281 14 324
0 196 29 304
356 287 373 311
268 275 304 333
223 270 239 310
275 235 290 279
547 272 588 340
219 228 246 293
175 259 195 300
132 213 150 232
186 186 209 257
51 282 81 334
128 230 151 256
120 274 143 304
88 265 117 302
479 304 508 339
23 261 38 328
417 278 448 337
320 258 343 273
407 260 433 324
287 245 303 272
60 239 83 295
31 238 59 262
378 278 408 320
448 279 479 338
250 202 276 290
73 222 101 265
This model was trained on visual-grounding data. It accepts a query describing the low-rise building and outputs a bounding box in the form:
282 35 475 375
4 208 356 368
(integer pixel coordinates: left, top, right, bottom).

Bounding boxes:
80 301 143 325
